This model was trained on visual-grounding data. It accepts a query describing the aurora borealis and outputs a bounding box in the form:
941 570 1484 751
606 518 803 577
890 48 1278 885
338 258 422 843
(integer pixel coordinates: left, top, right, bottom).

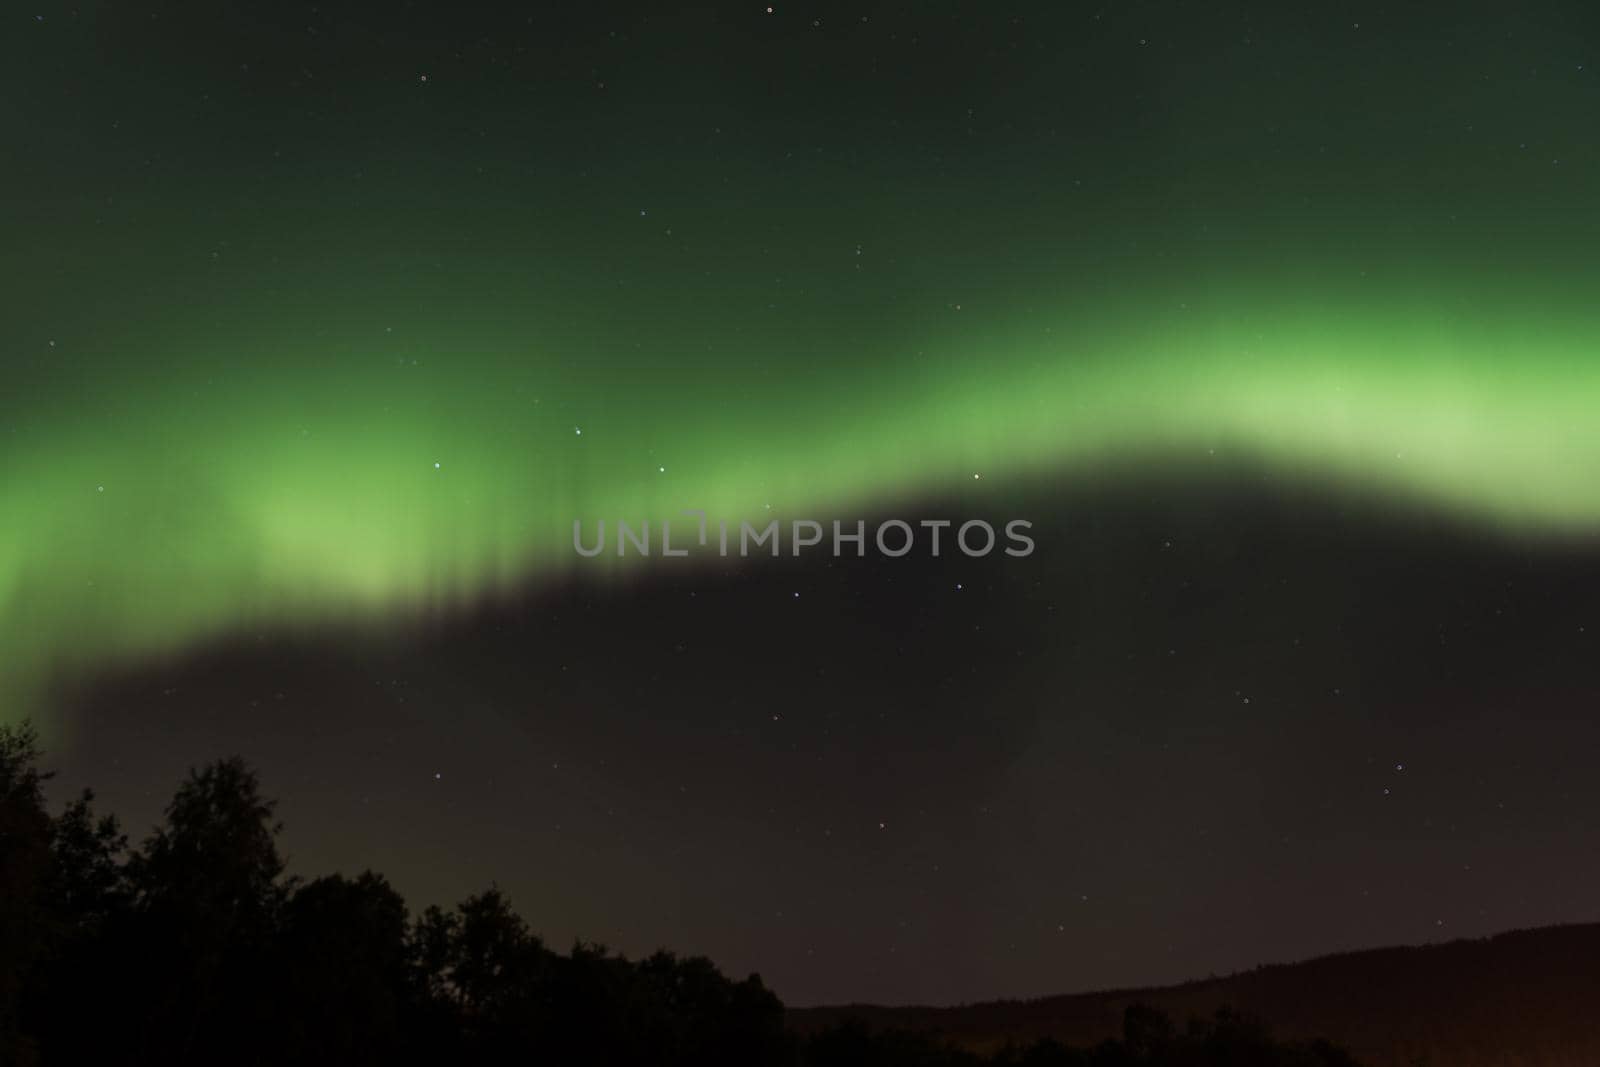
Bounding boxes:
10 287 1600 711
9 0 1600 1009
8 272 1600 715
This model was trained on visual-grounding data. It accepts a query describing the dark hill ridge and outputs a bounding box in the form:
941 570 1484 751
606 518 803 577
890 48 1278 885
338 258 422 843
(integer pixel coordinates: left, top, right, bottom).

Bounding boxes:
787 924 1600 1067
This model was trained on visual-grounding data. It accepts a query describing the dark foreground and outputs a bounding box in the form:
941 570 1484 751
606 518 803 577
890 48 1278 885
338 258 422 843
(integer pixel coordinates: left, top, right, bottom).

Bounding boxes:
4 722 1364 1065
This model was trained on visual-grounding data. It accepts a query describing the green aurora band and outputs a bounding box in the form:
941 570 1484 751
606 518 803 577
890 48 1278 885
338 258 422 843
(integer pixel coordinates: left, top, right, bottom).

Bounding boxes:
6 259 1600 720
7 2 1600 722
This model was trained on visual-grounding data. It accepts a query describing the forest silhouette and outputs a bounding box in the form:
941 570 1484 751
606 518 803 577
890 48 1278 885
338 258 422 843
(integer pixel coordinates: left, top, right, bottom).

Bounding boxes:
1 722 1361 1066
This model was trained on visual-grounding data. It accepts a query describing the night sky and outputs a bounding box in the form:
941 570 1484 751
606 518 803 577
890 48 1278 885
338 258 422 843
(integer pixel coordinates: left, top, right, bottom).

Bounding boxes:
7 0 1600 1007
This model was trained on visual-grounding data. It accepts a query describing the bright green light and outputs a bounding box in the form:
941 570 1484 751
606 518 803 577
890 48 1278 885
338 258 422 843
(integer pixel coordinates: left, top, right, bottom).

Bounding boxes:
4 273 1599 721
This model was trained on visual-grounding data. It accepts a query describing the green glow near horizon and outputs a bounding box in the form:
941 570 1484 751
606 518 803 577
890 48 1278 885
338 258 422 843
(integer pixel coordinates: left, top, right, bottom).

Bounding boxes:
5 267 1600 720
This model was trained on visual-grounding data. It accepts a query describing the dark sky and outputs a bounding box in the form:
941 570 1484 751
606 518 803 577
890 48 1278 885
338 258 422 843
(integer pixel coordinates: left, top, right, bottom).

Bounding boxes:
11 0 1600 1008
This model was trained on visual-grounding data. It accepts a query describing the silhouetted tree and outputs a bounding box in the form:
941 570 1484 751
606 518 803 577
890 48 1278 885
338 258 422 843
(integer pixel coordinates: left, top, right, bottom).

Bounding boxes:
1123 1001 1177 1059
271 871 413 1064
44 789 127 927
13 786 126 1067
122 756 289 1065
0 723 51 1067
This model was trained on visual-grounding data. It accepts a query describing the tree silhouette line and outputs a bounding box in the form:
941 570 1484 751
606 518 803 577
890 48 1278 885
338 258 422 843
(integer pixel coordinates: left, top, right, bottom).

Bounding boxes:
0 722 1360 1066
